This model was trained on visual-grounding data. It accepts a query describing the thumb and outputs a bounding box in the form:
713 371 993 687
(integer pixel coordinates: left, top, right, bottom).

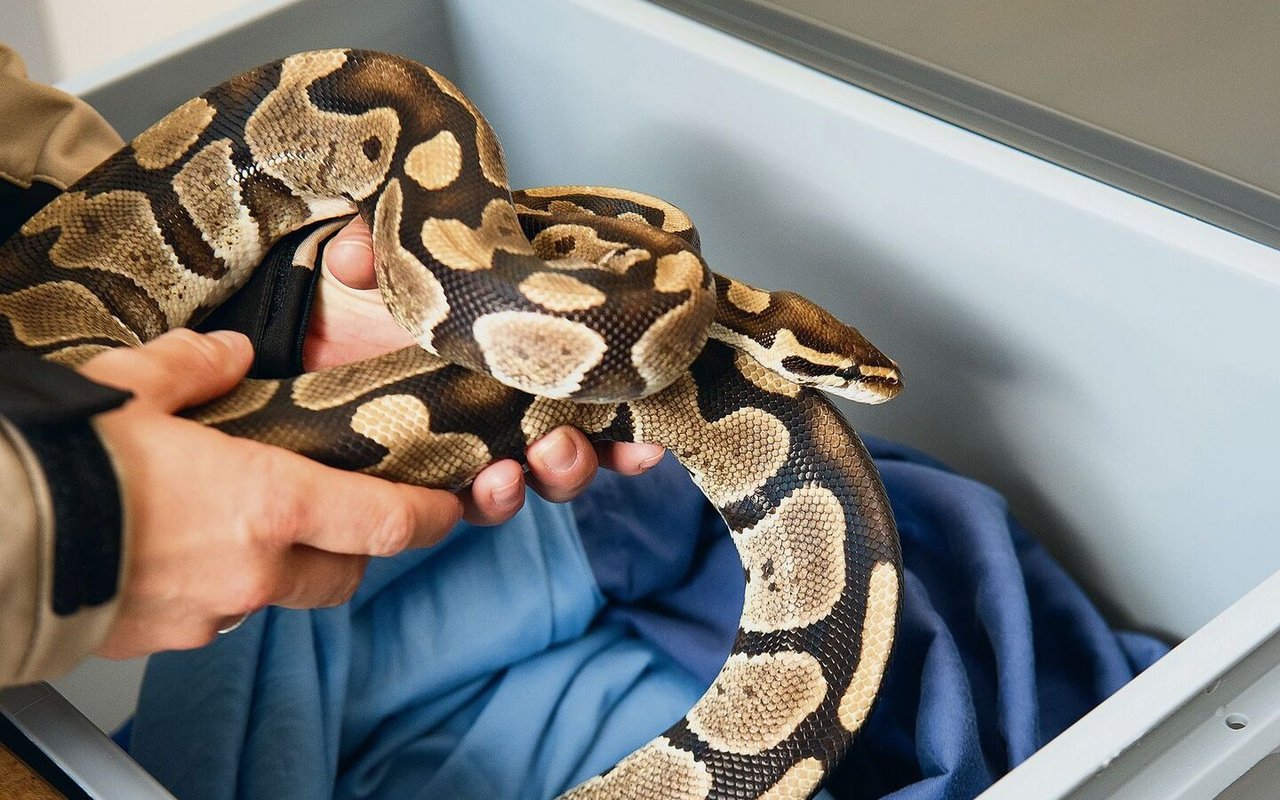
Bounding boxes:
81 329 254 413
324 217 377 290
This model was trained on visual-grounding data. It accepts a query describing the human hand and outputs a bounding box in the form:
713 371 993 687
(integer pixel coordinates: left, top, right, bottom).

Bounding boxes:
83 330 466 657
301 217 667 524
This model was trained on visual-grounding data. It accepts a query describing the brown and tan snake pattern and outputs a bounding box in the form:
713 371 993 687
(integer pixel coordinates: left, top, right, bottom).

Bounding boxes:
0 50 903 799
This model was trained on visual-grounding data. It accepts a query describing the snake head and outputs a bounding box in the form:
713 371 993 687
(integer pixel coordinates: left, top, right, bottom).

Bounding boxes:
769 317 904 404
714 280 904 404
798 340 904 404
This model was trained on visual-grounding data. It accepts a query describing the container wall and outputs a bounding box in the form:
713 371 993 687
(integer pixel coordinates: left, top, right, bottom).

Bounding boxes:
441 0 1280 639
51 0 1280 731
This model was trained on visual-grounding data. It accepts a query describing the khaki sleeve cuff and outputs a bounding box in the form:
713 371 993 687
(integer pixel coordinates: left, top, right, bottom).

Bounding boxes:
0 420 121 686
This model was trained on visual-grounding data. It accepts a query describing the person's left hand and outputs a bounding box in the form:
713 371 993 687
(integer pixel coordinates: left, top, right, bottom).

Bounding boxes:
301 217 667 525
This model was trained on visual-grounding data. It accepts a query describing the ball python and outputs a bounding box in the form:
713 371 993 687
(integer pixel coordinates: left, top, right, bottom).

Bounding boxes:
0 50 903 799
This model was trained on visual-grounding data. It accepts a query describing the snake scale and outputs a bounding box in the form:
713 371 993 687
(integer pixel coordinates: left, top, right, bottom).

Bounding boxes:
0 50 903 799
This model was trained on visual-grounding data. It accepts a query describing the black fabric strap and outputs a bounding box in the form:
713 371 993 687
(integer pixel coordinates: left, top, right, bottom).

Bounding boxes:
14 415 123 616
0 352 132 425
197 224 335 378
0 177 61 245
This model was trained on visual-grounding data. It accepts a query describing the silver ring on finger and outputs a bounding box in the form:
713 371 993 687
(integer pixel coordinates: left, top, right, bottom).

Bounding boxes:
216 612 252 635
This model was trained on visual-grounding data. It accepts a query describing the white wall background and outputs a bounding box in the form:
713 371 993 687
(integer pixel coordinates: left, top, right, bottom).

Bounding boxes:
3 0 257 84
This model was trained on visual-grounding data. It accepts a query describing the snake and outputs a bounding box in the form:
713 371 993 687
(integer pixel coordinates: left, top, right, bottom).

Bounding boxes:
0 50 903 799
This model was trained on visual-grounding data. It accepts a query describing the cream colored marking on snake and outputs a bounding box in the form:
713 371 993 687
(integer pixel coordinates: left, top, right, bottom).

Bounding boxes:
173 138 264 270
404 130 463 191
0 282 140 349
420 199 534 271
371 180 450 349
630 376 790 507
727 279 772 314
245 51 399 202
24 190 218 326
838 562 900 733
350 393 491 486
520 396 618 443
733 351 802 397
292 346 448 411
43 344 113 368
758 758 826 800
528 223 636 271
734 483 847 633
560 740 713 800
630 300 709 392
653 251 704 294
131 96 217 170
518 272 607 312
686 651 828 754
754 327 851 369
472 311 607 398
195 379 281 425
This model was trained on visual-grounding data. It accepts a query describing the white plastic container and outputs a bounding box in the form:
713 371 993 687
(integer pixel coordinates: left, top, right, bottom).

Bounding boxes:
38 0 1280 796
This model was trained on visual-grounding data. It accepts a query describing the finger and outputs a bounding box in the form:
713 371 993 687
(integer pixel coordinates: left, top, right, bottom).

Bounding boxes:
273 547 369 609
81 329 254 413
324 217 377 289
280 452 464 555
461 459 526 525
97 615 218 659
596 442 667 476
525 427 597 503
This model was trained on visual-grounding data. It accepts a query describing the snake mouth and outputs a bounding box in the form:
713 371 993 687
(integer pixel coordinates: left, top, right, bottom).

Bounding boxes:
854 364 904 403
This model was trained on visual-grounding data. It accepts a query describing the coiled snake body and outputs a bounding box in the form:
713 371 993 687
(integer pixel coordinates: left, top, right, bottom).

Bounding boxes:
0 50 903 799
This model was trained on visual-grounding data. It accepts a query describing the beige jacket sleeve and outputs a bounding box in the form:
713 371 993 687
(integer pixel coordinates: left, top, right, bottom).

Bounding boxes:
0 44 122 190
0 44 127 686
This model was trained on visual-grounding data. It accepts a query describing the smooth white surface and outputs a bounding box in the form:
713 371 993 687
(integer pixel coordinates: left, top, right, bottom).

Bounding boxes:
49 657 147 735
984 570 1280 799
2 0 259 84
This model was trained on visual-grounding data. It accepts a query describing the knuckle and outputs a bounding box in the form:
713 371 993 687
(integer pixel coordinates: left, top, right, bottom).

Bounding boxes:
162 328 223 375
245 454 307 546
367 504 416 556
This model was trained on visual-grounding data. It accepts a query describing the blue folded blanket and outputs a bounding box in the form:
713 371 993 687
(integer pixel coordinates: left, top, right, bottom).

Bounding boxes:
122 437 1166 799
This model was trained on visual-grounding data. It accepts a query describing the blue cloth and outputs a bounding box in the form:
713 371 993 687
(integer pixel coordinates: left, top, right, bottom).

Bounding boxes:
122 437 1167 799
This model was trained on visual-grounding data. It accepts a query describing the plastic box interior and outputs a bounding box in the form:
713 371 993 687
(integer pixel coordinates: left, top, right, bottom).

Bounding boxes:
28 0 1280 797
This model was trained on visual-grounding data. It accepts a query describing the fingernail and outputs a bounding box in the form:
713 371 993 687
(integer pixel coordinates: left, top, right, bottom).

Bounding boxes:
491 478 523 509
332 238 373 258
328 240 378 289
635 445 665 471
534 429 578 473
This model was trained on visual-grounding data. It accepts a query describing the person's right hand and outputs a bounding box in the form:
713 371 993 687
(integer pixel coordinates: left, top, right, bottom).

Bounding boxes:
82 329 467 659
